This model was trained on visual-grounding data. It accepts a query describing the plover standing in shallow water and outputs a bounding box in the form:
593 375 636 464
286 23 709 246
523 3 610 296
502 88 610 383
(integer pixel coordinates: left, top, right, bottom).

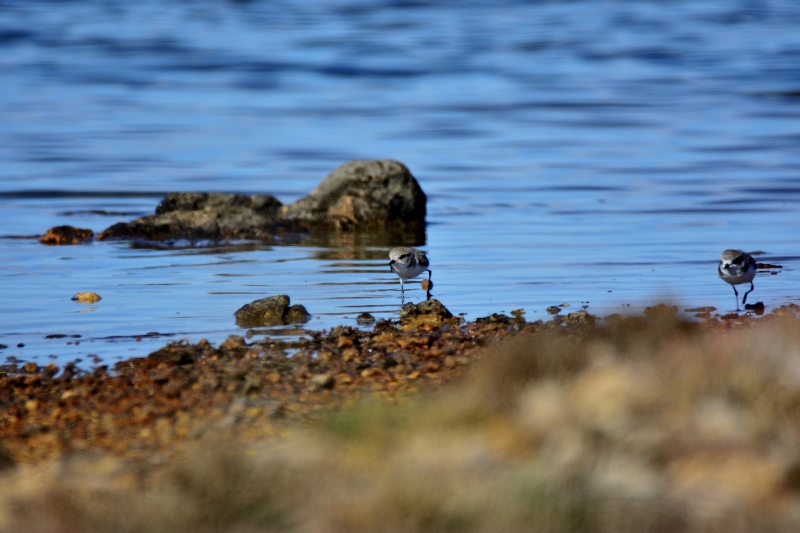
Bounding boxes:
718 249 756 310
389 247 431 298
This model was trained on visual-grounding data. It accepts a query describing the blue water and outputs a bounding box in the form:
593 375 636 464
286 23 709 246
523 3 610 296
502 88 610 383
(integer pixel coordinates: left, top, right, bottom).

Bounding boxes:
2 0 800 367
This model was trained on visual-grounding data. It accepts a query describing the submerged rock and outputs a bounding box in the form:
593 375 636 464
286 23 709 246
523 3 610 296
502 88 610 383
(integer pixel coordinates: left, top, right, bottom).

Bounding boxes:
234 295 311 328
282 159 426 229
39 226 93 245
93 160 427 242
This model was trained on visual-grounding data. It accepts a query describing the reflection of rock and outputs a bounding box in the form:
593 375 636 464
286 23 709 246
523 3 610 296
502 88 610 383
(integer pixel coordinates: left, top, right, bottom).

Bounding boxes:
94 160 427 242
98 193 288 241
282 159 426 230
234 295 311 328
399 299 454 325
40 226 93 245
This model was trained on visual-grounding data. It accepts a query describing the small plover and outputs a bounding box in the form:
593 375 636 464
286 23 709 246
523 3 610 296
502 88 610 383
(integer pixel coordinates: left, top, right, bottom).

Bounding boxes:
718 249 756 309
388 246 431 296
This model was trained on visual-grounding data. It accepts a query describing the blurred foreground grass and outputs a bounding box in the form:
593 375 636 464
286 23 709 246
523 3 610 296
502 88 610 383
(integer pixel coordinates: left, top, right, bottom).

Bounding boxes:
4 308 800 532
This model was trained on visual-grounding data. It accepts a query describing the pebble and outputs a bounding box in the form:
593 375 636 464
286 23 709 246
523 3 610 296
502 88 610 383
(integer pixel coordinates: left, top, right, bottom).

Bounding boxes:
72 292 101 304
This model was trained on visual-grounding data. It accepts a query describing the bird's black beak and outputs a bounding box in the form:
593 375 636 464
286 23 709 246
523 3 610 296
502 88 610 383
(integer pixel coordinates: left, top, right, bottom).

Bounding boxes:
389 260 395 265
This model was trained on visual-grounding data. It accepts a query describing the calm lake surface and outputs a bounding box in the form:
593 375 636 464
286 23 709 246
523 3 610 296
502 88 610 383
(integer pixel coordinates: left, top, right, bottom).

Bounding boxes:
2 0 800 367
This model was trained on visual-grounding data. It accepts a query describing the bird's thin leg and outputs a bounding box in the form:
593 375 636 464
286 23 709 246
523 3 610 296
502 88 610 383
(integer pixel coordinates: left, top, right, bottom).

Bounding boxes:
732 285 740 311
426 270 433 300
742 282 755 305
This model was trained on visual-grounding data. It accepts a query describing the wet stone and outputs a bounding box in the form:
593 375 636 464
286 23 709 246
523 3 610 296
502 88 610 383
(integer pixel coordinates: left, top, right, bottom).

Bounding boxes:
42 364 59 378
220 336 247 353
374 318 398 333
235 295 311 328
546 306 561 315
234 295 289 328
356 312 376 325
566 310 597 326
399 299 454 325
284 305 311 324
148 340 199 365
476 313 512 324
39 225 93 245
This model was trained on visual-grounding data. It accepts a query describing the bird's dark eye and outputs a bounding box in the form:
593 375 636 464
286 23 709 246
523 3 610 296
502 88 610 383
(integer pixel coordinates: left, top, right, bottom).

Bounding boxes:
399 253 410 259
732 256 743 265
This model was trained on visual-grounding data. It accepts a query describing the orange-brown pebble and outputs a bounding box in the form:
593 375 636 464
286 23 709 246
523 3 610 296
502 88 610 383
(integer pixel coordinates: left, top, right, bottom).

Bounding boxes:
39 225 93 245
337 336 354 348
421 279 433 291
72 292 101 304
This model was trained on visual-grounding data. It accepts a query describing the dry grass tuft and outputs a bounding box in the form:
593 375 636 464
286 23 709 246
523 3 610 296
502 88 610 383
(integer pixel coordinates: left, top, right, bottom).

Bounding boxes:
4 311 800 532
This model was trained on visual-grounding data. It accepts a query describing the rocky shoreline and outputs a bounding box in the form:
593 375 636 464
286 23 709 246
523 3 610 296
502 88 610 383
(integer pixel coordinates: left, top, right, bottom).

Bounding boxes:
3 302 800 531
0 300 793 466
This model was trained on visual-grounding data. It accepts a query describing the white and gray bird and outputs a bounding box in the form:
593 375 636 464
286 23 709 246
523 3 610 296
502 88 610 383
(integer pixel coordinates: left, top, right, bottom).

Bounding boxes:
718 249 756 310
388 246 431 296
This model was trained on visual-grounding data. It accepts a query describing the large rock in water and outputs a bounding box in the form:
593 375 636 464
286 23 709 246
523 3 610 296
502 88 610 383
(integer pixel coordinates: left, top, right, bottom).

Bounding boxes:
281 159 426 229
95 160 426 241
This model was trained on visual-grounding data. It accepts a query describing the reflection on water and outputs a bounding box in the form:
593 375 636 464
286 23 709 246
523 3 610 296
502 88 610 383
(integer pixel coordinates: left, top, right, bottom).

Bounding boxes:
1 0 800 365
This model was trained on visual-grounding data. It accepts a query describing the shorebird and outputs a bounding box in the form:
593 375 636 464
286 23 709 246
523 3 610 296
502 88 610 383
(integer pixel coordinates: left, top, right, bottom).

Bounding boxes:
388 247 431 299
718 249 756 310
